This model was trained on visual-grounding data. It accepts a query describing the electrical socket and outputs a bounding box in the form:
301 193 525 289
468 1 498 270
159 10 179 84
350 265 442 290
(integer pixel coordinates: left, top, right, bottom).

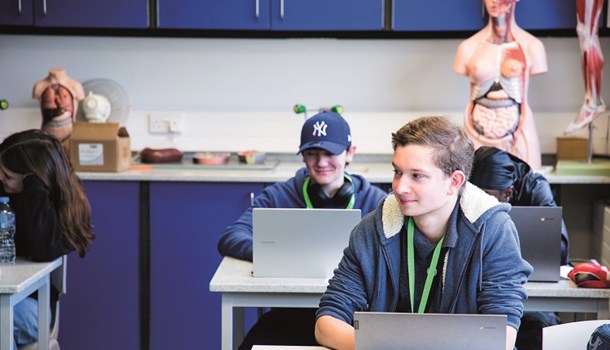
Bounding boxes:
149 113 182 133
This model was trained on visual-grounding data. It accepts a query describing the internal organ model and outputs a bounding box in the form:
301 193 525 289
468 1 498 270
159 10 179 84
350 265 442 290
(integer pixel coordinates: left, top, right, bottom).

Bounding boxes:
566 0 606 133
454 0 547 170
32 68 85 143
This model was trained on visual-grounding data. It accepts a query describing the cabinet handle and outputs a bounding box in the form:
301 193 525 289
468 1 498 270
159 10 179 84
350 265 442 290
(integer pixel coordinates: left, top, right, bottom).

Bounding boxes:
280 0 284 19
17 0 21 15
255 0 259 19
42 0 47 15
250 192 255 206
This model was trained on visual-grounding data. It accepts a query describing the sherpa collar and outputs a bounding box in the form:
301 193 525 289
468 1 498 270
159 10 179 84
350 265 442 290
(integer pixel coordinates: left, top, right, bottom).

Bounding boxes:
381 182 499 239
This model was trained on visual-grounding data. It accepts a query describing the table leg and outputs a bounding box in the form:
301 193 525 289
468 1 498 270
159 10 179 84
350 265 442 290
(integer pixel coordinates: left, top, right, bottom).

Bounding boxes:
221 295 234 350
221 294 246 350
0 295 13 350
233 306 244 349
598 299 610 319
37 275 50 349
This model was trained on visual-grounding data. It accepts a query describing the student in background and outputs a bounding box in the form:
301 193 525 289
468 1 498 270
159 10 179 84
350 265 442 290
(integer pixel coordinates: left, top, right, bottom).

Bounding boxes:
217 111 387 349
470 145 568 350
0 129 94 348
315 116 532 350
470 146 569 264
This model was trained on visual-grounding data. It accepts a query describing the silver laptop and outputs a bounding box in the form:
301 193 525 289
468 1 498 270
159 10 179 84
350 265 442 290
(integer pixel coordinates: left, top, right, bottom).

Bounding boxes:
354 312 506 350
252 208 361 278
509 206 563 282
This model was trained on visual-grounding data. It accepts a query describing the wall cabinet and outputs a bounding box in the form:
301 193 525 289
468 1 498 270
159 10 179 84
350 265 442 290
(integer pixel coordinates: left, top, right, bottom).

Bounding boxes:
59 181 141 350
515 0 577 30
392 0 485 31
157 0 383 30
0 0 588 32
149 182 264 350
0 0 148 28
393 0 580 31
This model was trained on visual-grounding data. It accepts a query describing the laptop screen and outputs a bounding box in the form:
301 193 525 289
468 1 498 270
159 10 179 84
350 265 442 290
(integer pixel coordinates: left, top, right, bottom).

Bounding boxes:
252 208 361 278
354 312 506 350
509 206 562 282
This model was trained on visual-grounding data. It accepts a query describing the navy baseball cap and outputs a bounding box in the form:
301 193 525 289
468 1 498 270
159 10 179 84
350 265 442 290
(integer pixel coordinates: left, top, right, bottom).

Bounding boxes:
298 111 352 155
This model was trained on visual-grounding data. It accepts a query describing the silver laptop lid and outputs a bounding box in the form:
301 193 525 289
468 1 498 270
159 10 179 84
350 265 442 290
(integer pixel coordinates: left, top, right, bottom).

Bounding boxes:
509 206 562 282
252 208 361 278
354 312 506 350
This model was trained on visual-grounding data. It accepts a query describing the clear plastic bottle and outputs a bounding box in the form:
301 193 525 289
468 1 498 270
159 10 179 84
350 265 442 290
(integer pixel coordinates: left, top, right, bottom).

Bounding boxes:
0 197 16 263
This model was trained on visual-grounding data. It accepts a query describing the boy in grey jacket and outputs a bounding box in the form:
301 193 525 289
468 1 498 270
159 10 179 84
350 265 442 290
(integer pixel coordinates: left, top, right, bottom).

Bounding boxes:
315 116 532 350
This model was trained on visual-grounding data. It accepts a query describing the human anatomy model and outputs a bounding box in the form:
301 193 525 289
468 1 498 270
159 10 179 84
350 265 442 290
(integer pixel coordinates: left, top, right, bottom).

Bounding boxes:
32 68 85 143
454 0 547 170
566 0 606 134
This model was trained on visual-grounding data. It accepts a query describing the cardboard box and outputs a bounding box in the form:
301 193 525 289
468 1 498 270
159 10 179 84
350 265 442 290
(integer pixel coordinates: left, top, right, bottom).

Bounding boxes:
556 137 588 161
69 122 131 172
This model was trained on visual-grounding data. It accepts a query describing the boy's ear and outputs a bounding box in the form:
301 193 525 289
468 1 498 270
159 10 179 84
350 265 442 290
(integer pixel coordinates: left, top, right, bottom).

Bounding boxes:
448 170 466 195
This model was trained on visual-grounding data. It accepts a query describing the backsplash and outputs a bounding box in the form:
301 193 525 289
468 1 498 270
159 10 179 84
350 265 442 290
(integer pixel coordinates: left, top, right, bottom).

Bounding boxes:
2 108 608 156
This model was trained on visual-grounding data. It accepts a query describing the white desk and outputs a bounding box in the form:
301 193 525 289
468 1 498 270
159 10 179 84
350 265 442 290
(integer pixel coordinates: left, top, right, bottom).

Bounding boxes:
0 258 63 350
210 257 610 350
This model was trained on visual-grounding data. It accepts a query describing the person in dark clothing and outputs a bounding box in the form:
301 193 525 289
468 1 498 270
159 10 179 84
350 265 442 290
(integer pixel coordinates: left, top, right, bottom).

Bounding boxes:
217 111 388 349
470 145 568 350
0 129 94 348
470 146 569 264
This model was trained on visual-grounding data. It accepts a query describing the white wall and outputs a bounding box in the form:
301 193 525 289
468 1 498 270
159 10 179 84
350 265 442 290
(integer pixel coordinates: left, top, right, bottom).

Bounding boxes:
0 34 609 155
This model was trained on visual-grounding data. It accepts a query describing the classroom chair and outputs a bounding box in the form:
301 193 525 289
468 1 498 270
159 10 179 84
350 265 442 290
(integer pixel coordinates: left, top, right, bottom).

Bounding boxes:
542 319 610 350
18 255 67 350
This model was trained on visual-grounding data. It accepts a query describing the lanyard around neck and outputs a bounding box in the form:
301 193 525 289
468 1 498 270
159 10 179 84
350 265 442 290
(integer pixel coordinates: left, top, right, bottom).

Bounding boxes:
302 176 355 209
408 217 445 314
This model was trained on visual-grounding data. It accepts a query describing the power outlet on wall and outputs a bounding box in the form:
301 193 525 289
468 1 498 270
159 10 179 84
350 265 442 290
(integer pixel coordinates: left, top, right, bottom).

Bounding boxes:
148 113 183 133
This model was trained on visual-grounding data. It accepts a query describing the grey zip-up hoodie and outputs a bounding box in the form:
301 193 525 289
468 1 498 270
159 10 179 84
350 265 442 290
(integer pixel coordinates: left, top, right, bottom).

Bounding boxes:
317 182 533 330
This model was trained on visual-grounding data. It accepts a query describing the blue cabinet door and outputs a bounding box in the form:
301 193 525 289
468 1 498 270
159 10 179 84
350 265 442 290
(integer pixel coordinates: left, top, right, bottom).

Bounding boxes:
0 0 34 25
149 182 264 350
157 0 271 30
157 0 382 30
393 0 485 31
34 0 148 28
270 0 383 31
1 0 148 28
515 0 577 30
60 181 140 350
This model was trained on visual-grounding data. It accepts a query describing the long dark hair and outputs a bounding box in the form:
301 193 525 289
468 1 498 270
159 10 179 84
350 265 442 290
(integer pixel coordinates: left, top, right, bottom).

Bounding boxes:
0 129 94 257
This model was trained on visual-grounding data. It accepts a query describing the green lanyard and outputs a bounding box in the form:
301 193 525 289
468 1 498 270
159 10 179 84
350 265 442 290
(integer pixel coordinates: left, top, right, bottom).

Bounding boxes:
302 176 355 209
407 217 445 314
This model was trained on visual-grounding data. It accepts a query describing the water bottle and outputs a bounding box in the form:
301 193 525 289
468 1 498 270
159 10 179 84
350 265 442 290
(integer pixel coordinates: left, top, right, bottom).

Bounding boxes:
0 197 16 263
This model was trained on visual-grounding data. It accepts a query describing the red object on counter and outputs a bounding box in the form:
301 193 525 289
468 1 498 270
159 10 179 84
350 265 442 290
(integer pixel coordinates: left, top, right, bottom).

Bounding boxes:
140 148 183 163
568 262 610 288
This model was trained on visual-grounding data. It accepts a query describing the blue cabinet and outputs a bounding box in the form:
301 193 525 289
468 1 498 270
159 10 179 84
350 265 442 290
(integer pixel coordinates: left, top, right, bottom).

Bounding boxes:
393 0 579 31
270 0 383 31
157 0 270 30
0 0 33 26
516 0 577 30
60 181 141 350
157 0 383 30
0 0 148 27
393 0 485 31
149 182 264 350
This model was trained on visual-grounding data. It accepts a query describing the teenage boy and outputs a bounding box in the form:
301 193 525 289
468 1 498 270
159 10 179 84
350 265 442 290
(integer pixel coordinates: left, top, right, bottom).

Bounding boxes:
218 111 387 349
315 116 532 350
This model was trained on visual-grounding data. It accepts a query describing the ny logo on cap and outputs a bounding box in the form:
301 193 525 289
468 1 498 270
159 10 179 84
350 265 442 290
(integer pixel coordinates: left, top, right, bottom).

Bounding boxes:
312 121 328 137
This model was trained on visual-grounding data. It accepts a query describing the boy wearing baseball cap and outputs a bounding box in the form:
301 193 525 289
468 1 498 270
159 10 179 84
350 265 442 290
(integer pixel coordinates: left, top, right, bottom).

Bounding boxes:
218 111 387 349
